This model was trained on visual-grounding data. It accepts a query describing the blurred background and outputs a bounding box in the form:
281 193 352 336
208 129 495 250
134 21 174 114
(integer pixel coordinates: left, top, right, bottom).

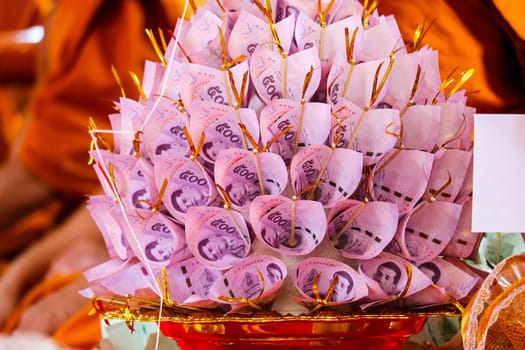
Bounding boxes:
0 0 49 161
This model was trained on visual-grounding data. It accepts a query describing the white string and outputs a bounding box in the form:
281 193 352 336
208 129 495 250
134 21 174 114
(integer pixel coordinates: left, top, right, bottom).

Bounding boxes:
89 129 135 135
87 1 192 348
88 134 162 296
150 2 191 348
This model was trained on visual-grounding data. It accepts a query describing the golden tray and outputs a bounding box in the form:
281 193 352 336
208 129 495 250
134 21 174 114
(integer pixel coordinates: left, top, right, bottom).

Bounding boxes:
100 306 458 350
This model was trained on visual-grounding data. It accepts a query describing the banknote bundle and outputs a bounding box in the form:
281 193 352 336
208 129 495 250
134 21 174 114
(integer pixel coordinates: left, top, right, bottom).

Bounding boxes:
84 0 482 316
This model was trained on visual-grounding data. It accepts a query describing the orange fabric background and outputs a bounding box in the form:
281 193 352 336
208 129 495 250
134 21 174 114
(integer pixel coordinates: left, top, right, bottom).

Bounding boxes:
18 0 182 197
378 0 525 113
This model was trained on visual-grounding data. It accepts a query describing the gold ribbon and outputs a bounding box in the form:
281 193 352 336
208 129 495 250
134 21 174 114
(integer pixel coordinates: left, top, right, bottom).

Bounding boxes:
341 27 359 98
228 69 250 149
135 178 169 217
183 126 206 161
253 0 288 97
289 195 299 247
439 113 468 150
218 296 264 311
110 65 127 99
309 272 339 312
372 121 404 175
218 26 247 107
346 48 398 150
218 268 267 310
330 106 346 147
361 0 379 30
129 71 148 101
145 28 167 66
429 283 465 314
293 66 314 154
317 0 336 61
412 18 437 51
411 172 452 217
431 68 475 104
132 130 143 158
238 124 265 195
87 117 113 165
330 198 368 245
239 122 293 196
399 65 422 117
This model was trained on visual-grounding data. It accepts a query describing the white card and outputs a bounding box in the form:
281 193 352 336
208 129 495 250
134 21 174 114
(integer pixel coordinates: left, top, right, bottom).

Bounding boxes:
472 114 525 232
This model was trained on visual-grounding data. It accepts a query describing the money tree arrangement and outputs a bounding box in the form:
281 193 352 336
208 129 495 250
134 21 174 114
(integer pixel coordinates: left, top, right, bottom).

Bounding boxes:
83 0 483 322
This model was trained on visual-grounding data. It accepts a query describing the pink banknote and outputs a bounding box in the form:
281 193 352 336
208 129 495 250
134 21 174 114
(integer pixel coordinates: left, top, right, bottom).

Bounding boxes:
327 199 398 260
157 58 184 103
188 100 259 163
126 157 159 211
294 10 363 59
180 60 249 108
259 99 331 164
423 148 472 203
109 97 146 156
228 9 295 60
90 151 158 211
281 0 363 24
456 155 473 205
329 100 400 166
224 0 279 21
141 59 165 100
389 200 463 264
209 255 287 313
327 55 391 109
214 148 287 211
293 257 368 307
369 148 434 215
290 144 362 207
185 206 252 270
410 47 441 105
357 14 405 62
294 11 364 98
250 45 321 103
163 256 223 308
398 104 440 152
178 8 225 67
403 256 480 308
358 252 432 307
87 195 130 260
435 102 475 150
142 98 190 159
441 198 482 259
83 259 157 300
153 153 217 222
249 195 327 255
120 209 192 268
382 49 440 109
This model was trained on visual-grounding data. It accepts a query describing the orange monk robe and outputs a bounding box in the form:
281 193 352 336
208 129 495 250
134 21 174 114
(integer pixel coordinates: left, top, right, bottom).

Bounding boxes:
378 0 525 113
0 1 45 162
0 1 62 256
0 0 46 82
17 0 182 198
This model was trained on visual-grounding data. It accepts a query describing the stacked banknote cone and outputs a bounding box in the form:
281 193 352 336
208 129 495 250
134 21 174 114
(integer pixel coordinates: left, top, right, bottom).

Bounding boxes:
83 0 483 319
